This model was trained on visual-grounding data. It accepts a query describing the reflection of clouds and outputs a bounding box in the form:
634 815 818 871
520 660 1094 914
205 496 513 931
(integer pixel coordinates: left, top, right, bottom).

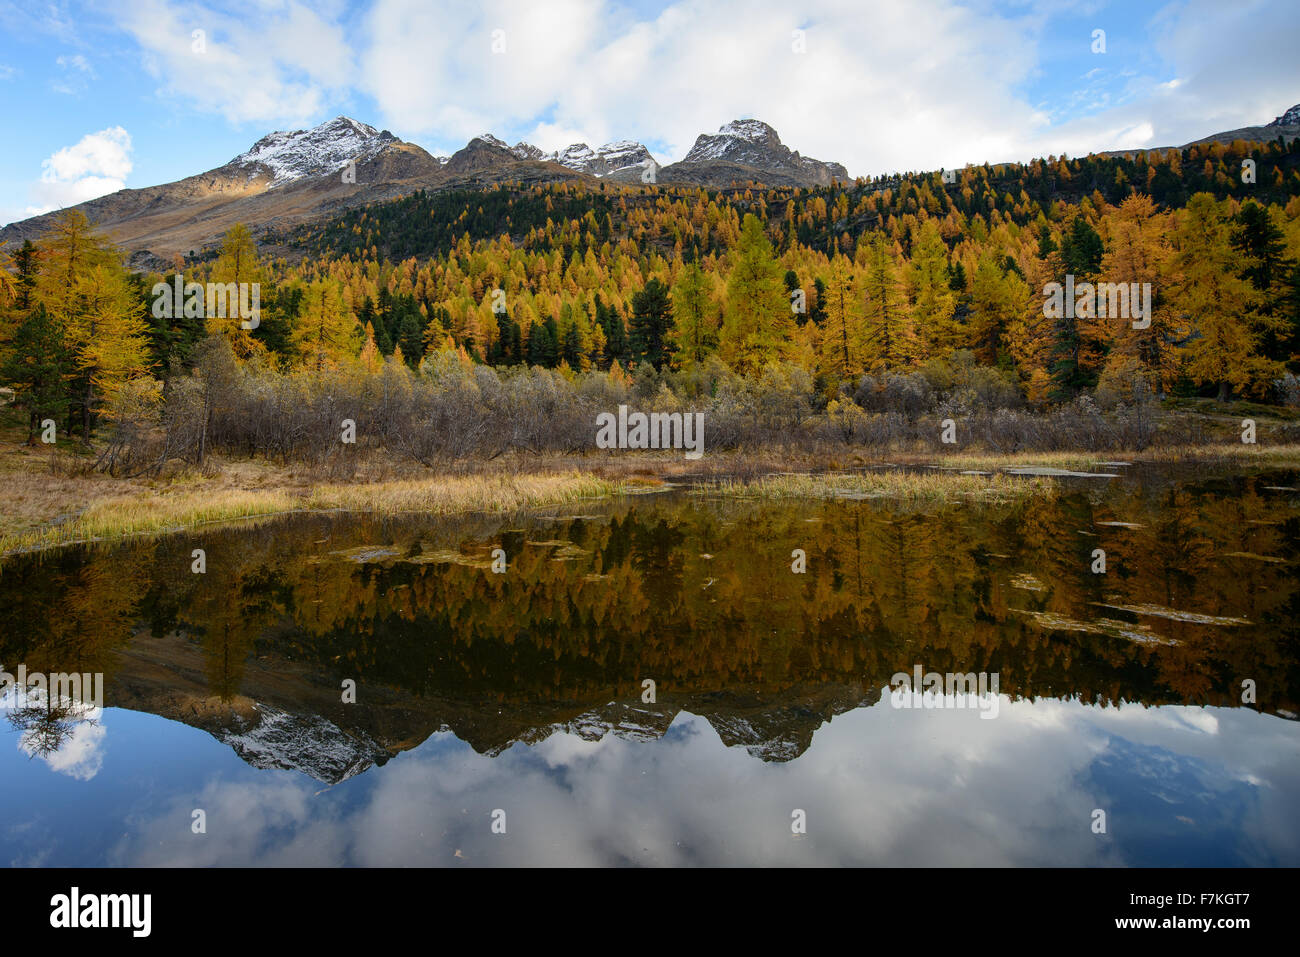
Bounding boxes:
106 700 1300 866
21 719 107 781
111 775 348 867
4 685 106 781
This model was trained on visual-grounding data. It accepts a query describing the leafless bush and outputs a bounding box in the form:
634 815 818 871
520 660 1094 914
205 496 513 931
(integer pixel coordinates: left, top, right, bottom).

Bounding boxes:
853 372 932 417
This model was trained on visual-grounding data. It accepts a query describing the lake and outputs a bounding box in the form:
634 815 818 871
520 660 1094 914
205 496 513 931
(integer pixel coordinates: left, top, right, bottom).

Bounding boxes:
1 464 1297 866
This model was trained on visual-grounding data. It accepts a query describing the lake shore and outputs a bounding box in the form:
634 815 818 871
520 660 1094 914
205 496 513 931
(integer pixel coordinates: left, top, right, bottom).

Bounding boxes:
3 438 1299 558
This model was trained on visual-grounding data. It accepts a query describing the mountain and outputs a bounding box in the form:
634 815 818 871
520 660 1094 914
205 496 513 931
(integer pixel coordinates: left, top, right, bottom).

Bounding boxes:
548 140 659 181
0 117 580 266
508 140 547 161
229 116 398 187
1102 102 1300 158
663 118 849 187
0 115 837 261
1183 102 1300 148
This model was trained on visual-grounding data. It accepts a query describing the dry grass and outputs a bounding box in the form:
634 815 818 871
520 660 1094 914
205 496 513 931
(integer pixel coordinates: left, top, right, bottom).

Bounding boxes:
695 469 1059 504
0 466 624 557
305 471 618 515
882 443 1300 472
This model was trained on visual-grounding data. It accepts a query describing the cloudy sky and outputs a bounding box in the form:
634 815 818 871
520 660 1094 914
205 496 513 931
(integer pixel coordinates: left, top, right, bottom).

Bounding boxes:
1 0 1297 225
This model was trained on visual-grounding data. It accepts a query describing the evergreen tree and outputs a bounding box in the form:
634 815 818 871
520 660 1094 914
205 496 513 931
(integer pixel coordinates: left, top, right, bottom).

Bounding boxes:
398 312 423 367
1232 200 1294 362
809 276 828 327
602 304 628 364
629 278 674 369
1 305 71 443
1059 215 1104 276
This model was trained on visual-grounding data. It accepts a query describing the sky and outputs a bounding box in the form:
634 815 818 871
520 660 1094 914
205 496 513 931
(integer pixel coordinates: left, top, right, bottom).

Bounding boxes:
0 0 1297 227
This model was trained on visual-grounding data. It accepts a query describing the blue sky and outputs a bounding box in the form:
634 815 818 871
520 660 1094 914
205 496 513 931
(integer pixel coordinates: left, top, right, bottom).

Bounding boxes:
1 0 1297 226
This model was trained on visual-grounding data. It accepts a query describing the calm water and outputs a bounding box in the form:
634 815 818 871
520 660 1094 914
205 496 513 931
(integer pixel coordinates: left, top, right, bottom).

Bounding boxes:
1 465 1298 866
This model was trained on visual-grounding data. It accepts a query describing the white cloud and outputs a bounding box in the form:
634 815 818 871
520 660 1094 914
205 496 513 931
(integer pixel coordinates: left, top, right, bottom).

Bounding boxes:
53 52 95 94
57 53 92 73
115 0 356 126
354 0 1061 174
26 126 133 216
96 0 1300 176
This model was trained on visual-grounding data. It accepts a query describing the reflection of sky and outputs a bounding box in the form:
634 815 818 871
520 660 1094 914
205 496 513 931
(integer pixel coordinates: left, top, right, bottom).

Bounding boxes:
1 695 1297 866
2 687 106 782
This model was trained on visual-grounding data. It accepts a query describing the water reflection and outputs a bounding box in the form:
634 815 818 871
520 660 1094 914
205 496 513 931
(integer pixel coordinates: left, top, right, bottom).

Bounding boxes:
0 466 1297 865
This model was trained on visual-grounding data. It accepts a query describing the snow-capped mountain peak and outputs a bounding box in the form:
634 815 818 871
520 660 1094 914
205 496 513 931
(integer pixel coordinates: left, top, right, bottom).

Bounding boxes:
544 139 658 178
718 118 780 142
1269 104 1300 127
679 118 849 185
471 133 510 149
683 118 784 163
229 115 396 188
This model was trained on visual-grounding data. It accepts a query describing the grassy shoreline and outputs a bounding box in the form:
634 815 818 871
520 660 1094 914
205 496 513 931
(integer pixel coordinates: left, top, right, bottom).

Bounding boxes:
2 442 1298 558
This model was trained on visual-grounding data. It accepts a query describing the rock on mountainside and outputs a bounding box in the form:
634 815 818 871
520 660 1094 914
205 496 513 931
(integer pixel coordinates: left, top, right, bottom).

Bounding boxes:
665 118 849 187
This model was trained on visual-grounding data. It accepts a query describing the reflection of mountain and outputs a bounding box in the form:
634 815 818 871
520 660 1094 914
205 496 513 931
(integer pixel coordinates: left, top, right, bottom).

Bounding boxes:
105 628 882 782
3 469 1297 784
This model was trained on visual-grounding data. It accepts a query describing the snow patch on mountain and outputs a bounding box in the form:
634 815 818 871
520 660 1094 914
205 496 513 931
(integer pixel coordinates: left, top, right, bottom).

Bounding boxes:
230 116 396 188
219 702 388 784
502 137 658 177
472 133 510 149
679 118 849 183
1270 104 1300 127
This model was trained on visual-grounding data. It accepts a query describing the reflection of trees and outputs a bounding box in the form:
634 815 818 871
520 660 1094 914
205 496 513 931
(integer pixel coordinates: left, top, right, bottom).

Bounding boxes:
188 560 284 700
1 472 1296 717
5 688 98 759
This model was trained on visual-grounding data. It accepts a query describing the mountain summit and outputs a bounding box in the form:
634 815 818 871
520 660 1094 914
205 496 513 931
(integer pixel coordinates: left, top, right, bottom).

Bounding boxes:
231 116 398 187
1269 104 1300 127
672 118 849 186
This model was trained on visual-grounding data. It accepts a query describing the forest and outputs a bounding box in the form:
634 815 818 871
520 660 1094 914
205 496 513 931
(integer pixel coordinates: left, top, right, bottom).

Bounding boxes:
2 134 1299 475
